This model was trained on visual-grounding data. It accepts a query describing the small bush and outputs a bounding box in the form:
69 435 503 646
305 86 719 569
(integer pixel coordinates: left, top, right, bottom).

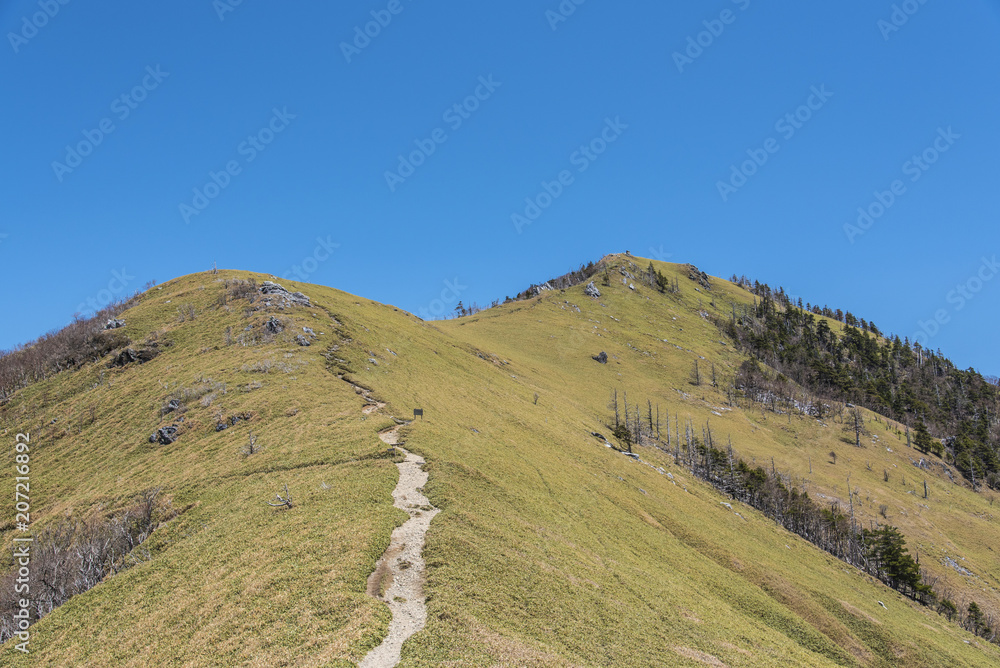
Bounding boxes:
225 279 258 303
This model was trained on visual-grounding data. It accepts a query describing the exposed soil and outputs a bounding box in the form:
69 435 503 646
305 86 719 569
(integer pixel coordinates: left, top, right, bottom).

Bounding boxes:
360 420 439 668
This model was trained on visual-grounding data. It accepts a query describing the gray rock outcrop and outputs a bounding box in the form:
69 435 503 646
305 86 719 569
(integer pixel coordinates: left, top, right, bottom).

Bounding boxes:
260 281 311 308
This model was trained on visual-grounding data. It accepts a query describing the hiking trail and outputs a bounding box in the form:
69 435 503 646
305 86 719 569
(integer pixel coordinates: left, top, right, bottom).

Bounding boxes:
358 409 439 668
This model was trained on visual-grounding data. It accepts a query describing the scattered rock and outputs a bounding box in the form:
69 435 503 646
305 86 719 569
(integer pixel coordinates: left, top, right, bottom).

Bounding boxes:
295 335 312 347
259 281 311 308
531 282 554 297
944 557 973 576
215 423 228 432
584 282 601 298
592 351 608 364
104 318 126 330
110 345 162 368
628 283 635 291
164 399 181 414
303 326 315 336
114 348 140 367
265 317 284 334
686 264 712 290
149 425 178 445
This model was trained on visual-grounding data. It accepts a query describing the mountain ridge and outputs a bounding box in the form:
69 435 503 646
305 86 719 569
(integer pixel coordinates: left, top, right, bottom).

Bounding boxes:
1 255 998 666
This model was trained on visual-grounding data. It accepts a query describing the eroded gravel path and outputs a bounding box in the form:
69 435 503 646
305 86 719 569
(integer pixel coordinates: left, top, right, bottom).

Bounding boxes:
359 425 439 668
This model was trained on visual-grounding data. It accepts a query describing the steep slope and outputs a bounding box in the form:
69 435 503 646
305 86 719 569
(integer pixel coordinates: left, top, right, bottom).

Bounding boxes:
1 259 997 666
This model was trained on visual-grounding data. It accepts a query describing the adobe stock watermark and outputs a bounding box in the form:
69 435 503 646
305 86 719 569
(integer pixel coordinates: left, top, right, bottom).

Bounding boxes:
878 0 931 41
545 0 587 31
511 116 628 234
213 0 246 21
281 236 340 282
416 278 468 320
75 268 135 316
9 432 32 654
179 107 296 224
672 0 752 73
912 255 997 347
384 75 501 192
7 0 71 54
843 126 959 244
716 84 833 202
649 245 673 262
340 0 413 64
51 65 170 183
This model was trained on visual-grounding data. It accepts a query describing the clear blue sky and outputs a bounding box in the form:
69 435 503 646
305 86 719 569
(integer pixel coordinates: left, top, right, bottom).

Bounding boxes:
2 1 998 374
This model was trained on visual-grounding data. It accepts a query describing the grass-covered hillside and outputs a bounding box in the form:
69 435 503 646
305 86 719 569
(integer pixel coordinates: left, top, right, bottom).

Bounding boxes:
2 255 998 666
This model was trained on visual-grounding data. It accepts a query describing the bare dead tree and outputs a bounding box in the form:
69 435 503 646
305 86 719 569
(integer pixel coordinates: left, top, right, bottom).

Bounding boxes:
241 431 260 457
610 389 620 428
656 403 661 441
267 484 294 509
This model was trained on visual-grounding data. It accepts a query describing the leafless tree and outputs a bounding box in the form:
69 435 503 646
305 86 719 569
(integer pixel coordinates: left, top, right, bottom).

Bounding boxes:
267 484 294 509
241 431 260 457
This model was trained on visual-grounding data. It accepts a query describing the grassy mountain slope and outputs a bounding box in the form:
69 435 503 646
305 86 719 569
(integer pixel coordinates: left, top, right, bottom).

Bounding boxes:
1 256 998 666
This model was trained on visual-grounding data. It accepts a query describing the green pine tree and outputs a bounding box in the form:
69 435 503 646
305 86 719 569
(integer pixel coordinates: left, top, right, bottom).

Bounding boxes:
913 420 936 456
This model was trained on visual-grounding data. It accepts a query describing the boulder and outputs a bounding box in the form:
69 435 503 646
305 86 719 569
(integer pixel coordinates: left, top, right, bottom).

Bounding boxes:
296 334 312 347
111 344 161 367
685 264 712 290
584 282 601 298
265 317 284 334
104 318 126 330
149 425 178 445
592 351 608 364
113 348 140 367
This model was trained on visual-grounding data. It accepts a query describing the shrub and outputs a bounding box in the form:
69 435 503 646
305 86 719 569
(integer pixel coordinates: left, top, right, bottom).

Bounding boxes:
0 489 170 643
0 297 138 403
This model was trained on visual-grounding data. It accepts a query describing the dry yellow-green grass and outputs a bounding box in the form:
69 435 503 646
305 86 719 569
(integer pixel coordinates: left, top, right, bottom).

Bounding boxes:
1 258 998 666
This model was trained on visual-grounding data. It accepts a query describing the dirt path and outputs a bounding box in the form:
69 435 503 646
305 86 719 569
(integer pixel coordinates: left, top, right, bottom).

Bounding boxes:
359 424 439 668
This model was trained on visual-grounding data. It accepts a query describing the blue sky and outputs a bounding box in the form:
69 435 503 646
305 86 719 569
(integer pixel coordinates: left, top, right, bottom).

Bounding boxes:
2 1 998 374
